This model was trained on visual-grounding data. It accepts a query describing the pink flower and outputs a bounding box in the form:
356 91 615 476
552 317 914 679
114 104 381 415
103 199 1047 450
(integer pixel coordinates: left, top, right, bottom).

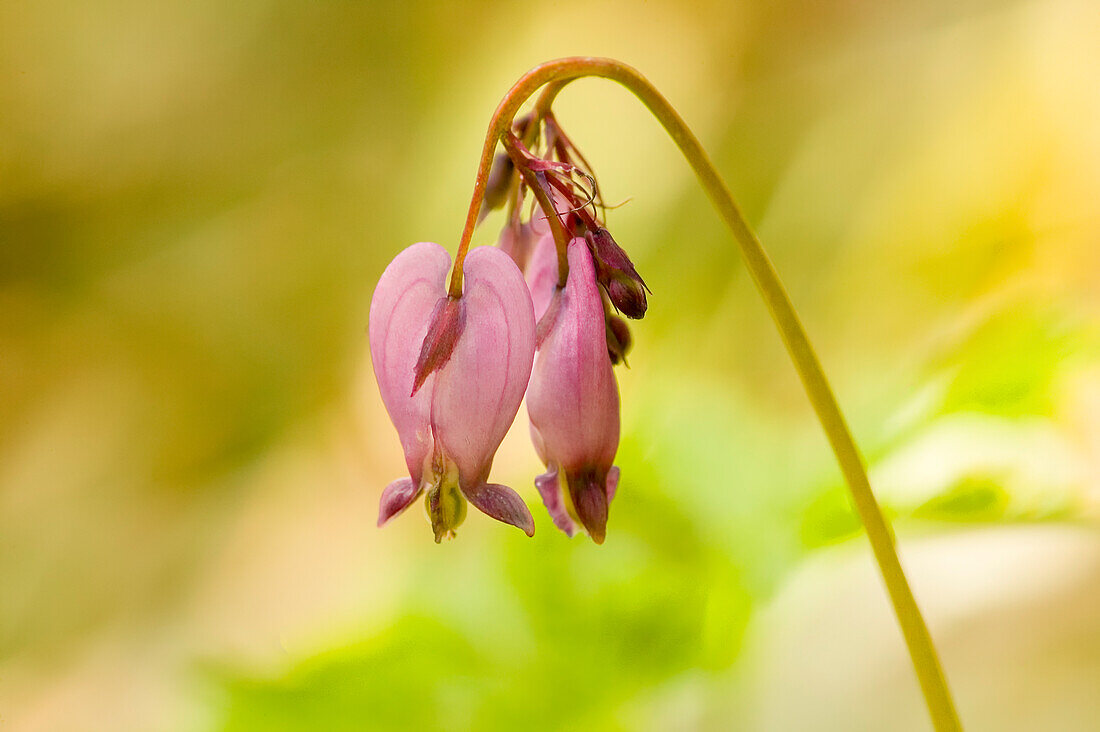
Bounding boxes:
497 220 539 271
369 242 536 542
525 236 621 543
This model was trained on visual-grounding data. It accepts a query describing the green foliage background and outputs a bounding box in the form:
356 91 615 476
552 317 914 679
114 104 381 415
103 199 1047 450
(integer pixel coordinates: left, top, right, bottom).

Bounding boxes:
2 0 1099 729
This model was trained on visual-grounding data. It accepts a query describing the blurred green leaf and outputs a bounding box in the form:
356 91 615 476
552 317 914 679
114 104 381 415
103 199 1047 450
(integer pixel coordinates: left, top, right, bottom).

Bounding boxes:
800 487 863 549
912 475 1009 522
937 304 1089 418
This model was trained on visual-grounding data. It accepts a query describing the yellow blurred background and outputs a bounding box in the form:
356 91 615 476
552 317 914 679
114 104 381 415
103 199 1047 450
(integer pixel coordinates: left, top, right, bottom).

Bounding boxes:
2 0 1099 729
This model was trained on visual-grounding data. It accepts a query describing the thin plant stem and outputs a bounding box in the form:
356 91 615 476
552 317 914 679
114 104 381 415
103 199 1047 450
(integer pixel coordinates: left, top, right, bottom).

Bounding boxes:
450 56 961 732
501 134 571 285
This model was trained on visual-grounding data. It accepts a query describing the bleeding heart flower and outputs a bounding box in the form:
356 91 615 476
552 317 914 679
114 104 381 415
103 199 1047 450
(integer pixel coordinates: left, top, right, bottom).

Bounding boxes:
525 235 621 543
369 242 536 542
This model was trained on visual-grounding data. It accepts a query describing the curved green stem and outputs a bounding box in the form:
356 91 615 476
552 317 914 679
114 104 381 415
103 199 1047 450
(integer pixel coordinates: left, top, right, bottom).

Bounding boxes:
451 57 961 731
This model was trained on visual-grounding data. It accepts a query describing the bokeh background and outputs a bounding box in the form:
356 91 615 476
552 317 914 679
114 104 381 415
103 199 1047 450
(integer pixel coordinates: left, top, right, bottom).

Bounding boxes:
3 0 1100 729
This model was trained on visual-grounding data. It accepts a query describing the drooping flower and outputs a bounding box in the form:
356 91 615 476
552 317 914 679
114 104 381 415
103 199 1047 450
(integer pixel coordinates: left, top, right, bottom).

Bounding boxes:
525 235 621 543
369 242 536 542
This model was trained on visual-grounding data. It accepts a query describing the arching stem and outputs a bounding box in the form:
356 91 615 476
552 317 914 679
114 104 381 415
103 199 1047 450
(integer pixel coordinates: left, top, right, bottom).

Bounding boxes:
449 57 961 732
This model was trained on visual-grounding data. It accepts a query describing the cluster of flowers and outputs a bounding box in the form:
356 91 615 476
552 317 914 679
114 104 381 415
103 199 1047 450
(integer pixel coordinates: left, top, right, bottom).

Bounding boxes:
369 113 648 544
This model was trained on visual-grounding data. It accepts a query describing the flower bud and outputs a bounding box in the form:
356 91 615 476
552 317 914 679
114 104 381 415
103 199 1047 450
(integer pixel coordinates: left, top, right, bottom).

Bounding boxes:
586 228 648 318
479 153 514 220
606 314 632 365
586 227 634 273
606 277 648 319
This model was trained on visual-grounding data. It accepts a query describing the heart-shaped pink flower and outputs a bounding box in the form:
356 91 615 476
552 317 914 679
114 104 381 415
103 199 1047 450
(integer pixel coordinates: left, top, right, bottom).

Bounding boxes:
369 242 537 542
525 235 621 543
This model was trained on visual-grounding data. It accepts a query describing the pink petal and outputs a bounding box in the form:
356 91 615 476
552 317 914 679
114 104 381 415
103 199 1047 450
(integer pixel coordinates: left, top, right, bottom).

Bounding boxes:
377 477 421 527
368 242 451 485
528 421 549 466
606 465 620 502
524 233 559 322
462 482 535 536
498 221 538 271
430 245 536 486
533 465 576 537
526 239 620 474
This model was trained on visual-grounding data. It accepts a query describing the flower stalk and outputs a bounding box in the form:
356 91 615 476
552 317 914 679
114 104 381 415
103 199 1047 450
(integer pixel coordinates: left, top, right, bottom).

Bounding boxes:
501 133 571 286
450 56 961 731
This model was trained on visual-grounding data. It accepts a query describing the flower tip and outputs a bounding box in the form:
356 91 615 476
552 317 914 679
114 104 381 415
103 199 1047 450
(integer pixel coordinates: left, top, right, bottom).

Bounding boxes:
378 477 421 528
570 471 609 544
463 482 536 537
607 277 648 319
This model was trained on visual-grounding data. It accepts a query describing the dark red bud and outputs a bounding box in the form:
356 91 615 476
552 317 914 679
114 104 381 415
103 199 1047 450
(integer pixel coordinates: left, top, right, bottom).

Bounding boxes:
606 315 632 365
606 277 648 319
586 228 649 318
587 228 638 278
411 296 466 396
